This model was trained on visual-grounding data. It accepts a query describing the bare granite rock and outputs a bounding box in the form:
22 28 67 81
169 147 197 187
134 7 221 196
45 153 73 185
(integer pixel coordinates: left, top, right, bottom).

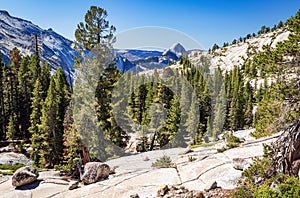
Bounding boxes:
12 166 39 187
0 152 32 166
82 162 110 185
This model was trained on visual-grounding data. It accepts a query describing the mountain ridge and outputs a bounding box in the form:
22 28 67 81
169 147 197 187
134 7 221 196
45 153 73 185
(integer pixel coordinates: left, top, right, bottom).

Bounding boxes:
0 10 78 79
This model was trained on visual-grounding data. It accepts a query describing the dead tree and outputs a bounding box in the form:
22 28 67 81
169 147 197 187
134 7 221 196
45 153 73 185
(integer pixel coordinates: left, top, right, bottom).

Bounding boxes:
271 119 300 175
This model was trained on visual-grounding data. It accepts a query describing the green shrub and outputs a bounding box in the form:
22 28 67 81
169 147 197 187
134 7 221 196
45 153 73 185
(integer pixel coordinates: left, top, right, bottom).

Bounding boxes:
227 141 241 148
226 135 242 148
253 184 278 198
0 171 14 175
190 144 200 149
278 176 300 197
243 157 274 182
251 176 300 198
188 155 197 162
217 147 227 153
152 155 174 168
0 164 25 172
231 186 253 198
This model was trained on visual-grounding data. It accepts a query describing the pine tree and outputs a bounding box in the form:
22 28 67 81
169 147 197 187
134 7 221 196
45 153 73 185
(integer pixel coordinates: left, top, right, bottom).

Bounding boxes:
6 114 17 141
54 67 70 142
62 104 83 173
277 21 284 29
95 63 129 148
185 94 199 144
18 56 31 138
228 67 244 130
158 95 181 147
3 48 21 139
212 44 219 51
179 78 191 131
39 78 60 167
0 54 5 140
29 80 44 167
206 116 212 138
111 72 132 136
28 53 40 88
243 81 254 127
40 62 51 100
211 83 227 140
75 6 116 50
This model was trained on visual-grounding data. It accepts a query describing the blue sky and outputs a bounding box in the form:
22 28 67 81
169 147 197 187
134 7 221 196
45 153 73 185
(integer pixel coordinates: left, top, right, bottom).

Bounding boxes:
1 0 299 50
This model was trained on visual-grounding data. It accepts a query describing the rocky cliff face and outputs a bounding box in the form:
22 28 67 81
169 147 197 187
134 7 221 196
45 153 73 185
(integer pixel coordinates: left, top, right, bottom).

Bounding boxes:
0 10 78 79
188 29 290 71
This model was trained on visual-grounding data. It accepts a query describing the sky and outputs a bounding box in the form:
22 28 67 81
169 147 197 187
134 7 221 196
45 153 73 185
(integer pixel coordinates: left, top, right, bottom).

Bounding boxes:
0 0 299 50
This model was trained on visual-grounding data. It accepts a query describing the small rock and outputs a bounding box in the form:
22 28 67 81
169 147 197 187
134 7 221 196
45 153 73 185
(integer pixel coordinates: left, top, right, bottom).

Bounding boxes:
254 176 263 184
12 166 39 187
175 189 184 194
232 158 249 170
158 184 169 196
62 175 71 181
206 181 218 191
143 156 150 161
68 181 79 190
195 191 204 198
270 180 278 191
109 166 119 175
130 193 140 198
82 162 110 185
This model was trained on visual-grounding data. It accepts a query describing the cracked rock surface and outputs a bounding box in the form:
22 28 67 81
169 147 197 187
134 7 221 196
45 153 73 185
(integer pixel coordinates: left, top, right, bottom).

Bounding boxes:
0 129 281 198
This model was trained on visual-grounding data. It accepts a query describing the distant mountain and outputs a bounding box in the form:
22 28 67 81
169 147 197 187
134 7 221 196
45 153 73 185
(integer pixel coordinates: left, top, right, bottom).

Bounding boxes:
116 49 162 61
115 43 187 73
0 10 190 77
162 42 187 60
139 28 290 77
0 10 78 79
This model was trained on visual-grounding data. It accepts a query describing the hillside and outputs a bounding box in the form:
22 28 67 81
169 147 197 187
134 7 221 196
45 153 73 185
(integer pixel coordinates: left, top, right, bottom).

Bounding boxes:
188 29 290 72
0 10 78 78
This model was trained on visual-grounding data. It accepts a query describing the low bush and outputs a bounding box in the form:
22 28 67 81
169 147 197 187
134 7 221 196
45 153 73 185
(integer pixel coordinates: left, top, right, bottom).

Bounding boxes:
152 155 174 168
0 164 25 172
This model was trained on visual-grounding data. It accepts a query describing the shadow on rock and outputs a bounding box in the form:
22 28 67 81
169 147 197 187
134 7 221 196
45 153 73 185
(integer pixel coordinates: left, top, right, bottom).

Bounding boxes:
15 179 42 190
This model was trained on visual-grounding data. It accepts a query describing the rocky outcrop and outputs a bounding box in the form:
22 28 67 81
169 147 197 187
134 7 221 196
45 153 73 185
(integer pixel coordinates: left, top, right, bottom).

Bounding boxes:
0 152 32 166
81 162 110 185
0 129 281 197
12 166 39 187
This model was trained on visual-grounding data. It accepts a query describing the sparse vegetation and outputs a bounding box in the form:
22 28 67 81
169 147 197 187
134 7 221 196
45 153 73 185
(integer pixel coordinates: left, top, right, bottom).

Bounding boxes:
217 147 226 153
151 155 175 168
226 135 242 148
188 155 197 162
0 163 25 175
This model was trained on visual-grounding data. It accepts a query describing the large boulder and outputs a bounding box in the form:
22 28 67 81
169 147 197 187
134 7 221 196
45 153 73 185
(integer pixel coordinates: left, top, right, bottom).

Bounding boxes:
82 162 110 185
12 166 39 187
0 152 32 166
